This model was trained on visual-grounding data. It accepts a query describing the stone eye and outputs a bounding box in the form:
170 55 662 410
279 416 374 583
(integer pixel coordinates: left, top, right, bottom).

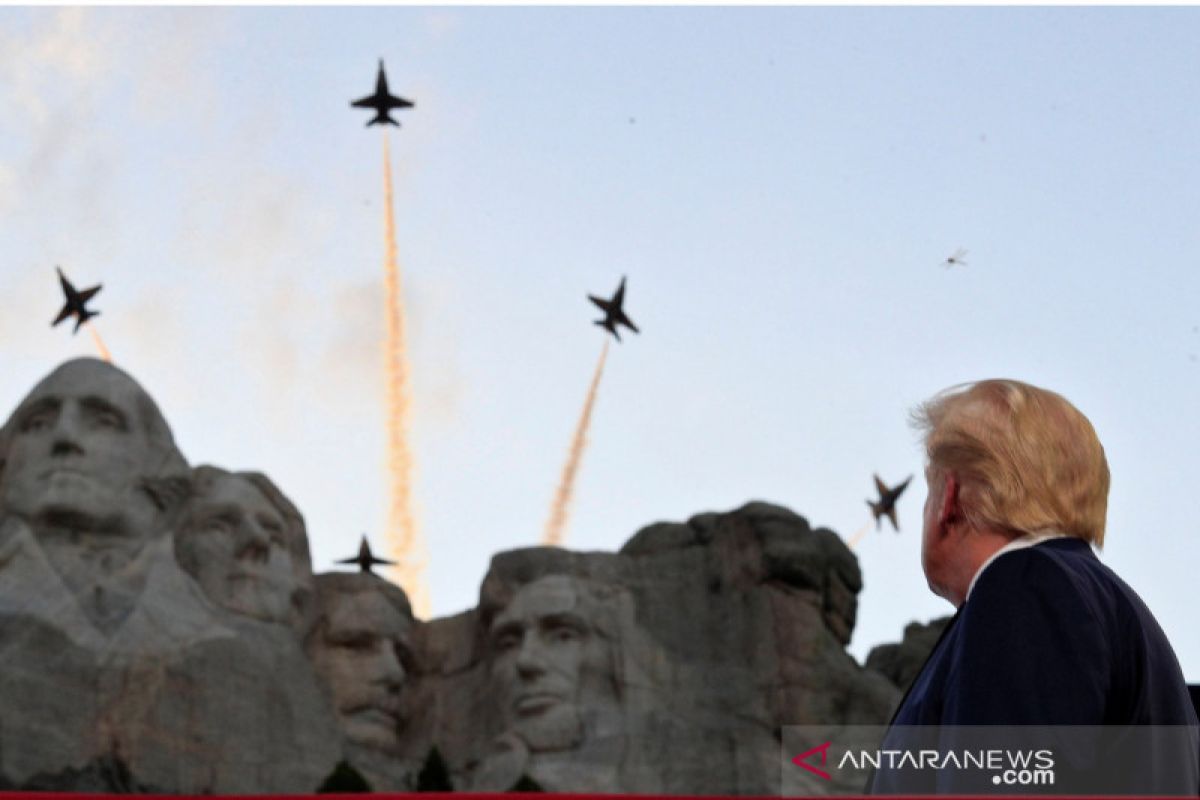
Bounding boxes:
19 411 52 432
93 410 121 429
334 633 376 651
493 630 521 652
551 626 579 644
204 514 237 536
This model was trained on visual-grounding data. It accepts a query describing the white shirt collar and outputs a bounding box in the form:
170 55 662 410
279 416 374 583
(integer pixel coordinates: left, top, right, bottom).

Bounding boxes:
964 529 1071 602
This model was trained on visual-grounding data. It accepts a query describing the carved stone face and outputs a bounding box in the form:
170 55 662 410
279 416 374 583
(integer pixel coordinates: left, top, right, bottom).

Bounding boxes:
309 577 412 754
0 360 164 532
176 472 303 625
488 575 616 753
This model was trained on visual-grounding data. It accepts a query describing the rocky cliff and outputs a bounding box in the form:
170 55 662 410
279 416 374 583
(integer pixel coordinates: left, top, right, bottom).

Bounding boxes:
0 358 934 793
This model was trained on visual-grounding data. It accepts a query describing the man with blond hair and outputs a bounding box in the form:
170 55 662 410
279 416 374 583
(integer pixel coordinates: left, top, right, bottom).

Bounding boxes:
870 379 1197 795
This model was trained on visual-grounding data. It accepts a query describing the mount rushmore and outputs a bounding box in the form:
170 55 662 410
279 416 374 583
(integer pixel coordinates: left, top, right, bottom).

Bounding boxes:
0 357 934 794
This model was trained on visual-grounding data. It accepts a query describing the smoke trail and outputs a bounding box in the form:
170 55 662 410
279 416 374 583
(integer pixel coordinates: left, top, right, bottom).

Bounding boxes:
543 340 611 547
845 520 871 551
87 322 112 363
380 134 430 618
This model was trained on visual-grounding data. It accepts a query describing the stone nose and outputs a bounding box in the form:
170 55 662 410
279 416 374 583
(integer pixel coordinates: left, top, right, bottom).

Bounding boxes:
514 632 549 678
49 405 86 457
371 642 406 690
236 520 272 563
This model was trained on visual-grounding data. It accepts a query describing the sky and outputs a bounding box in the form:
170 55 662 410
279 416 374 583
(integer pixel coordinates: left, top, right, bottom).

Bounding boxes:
1 6 1198 681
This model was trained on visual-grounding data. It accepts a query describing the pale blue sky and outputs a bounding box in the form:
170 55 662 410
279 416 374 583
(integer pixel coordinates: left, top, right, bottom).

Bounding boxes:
1 6 1197 680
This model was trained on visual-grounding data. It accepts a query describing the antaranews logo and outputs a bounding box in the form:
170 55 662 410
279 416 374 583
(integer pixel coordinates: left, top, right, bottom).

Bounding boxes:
835 747 1056 786
789 740 1055 787
785 724 1199 796
790 741 832 781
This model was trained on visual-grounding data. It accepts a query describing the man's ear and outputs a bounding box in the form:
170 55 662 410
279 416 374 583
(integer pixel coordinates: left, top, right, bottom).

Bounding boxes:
937 472 961 532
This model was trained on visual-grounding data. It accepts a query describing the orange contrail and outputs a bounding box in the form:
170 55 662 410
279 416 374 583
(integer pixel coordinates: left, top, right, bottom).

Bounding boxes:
87 323 112 363
845 520 871 551
543 340 610 547
380 134 430 618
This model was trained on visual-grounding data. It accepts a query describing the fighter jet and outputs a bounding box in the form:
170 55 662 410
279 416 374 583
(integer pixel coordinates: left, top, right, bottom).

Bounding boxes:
350 60 414 127
588 276 640 342
867 474 912 532
943 248 968 269
336 535 396 574
51 266 102 334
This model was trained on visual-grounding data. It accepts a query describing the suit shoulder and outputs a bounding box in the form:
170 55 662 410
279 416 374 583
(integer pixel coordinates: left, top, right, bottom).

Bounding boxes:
971 543 1061 593
965 541 1108 627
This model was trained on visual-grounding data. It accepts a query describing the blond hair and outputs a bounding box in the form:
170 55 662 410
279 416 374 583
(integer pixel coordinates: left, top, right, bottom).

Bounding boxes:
910 379 1110 546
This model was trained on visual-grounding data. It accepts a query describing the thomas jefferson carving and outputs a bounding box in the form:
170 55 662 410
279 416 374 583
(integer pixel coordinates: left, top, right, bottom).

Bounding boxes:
175 466 313 628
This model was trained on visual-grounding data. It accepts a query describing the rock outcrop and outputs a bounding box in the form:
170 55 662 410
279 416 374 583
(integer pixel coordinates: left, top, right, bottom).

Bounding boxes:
865 616 953 693
0 358 910 793
0 359 340 792
404 501 899 794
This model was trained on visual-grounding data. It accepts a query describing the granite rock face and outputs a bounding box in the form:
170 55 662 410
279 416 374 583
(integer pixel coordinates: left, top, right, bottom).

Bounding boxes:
865 616 953 693
0 359 907 794
408 501 900 795
0 359 341 792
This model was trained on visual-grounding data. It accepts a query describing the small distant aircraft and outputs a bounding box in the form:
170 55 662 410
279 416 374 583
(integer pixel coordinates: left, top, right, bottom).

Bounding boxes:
867 474 912 532
336 535 397 574
350 60 414 127
51 266 102 334
588 276 640 342
943 248 968 268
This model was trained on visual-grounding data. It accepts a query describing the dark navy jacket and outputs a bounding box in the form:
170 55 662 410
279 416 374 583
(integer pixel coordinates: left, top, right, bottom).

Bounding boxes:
869 537 1199 795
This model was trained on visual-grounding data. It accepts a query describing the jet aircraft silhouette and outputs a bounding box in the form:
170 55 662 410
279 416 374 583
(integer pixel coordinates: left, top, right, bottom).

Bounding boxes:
588 276 640 342
51 266 102 334
943 248 968 268
350 60 414 126
337 535 397 574
867 474 912 532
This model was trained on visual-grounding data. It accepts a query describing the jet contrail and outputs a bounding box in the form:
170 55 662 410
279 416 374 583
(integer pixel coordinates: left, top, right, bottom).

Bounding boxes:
845 520 871 551
87 323 112 364
543 340 610 547
381 134 430 618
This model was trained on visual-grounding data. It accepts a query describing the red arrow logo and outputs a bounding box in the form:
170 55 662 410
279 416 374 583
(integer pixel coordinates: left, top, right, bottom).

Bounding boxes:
791 741 832 780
